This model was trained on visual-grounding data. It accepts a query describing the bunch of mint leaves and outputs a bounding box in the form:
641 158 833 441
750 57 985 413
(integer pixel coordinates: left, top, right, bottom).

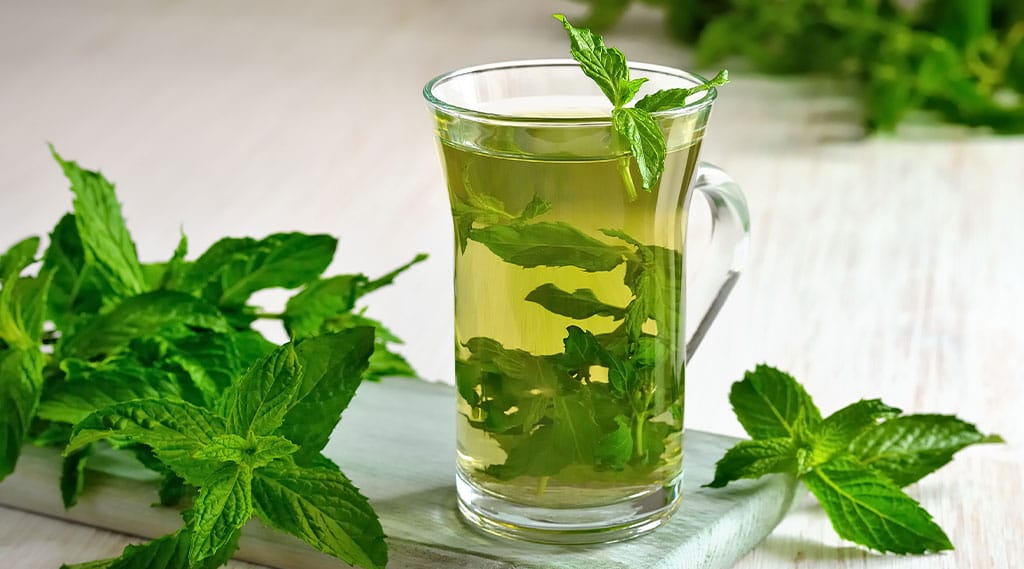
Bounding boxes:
575 0 1024 132
0 147 425 569
712 365 1003 554
554 14 727 200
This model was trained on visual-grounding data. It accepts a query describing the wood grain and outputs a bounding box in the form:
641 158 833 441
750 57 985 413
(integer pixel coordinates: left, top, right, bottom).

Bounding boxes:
0 0 1020 567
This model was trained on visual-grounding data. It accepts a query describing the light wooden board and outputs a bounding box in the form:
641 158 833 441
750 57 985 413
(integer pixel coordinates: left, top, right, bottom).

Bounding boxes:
0 378 797 569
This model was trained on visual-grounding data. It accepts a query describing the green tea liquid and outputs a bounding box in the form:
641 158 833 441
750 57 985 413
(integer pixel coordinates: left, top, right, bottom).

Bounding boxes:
441 101 701 509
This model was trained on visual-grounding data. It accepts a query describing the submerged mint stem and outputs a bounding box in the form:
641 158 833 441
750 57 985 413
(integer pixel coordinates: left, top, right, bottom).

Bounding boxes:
633 414 646 460
618 157 638 202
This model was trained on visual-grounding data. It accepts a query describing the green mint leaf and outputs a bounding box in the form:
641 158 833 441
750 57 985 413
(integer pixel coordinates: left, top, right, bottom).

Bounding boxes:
61 528 239 569
849 414 1003 487
283 275 370 338
142 232 189 291
470 221 626 272
0 237 40 279
553 14 633 106
58 291 230 360
562 325 606 372
0 348 44 480
487 392 602 480
277 329 374 462
51 147 147 299
0 272 52 350
41 214 112 331
38 362 182 425
60 443 93 508
515 194 553 224
705 438 797 488
232 329 277 369
634 70 729 112
66 399 226 486
162 332 242 406
525 283 626 320
187 463 253 565
223 342 301 437
612 107 666 191
252 464 387 569
179 233 337 307
729 364 822 440
811 399 902 467
595 415 634 470
365 346 416 381
361 253 429 296
804 455 952 554
312 311 414 381
191 434 298 469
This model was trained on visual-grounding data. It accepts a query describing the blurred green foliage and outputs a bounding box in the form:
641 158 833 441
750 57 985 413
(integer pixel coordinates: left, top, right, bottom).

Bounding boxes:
578 0 1024 132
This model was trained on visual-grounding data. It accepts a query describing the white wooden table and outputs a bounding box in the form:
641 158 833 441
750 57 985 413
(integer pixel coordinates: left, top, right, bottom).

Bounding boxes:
0 0 1020 568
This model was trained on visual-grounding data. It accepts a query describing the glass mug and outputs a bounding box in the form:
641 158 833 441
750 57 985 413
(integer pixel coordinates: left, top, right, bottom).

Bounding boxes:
424 60 749 544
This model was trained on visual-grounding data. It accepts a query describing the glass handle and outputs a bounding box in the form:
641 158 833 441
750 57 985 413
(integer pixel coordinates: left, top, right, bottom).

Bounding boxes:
685 162 751 361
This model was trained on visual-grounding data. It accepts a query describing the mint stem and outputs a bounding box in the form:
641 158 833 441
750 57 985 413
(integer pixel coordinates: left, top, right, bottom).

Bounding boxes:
618 157 638 201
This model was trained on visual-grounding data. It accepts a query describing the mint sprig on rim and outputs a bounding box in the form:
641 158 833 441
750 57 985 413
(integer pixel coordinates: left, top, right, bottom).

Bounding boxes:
711 364 1004 554
553 14 728 200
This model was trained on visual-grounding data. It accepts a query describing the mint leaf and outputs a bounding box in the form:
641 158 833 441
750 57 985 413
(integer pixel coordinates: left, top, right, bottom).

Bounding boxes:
58 291 230 360
37 362 183 425
705 438 797 488
41 214 111 331
190 434 297 468
0 273 52 350
252 464 387 569
812 399 901 466
187 463 252 565
611 107 666 190
61 444 93 508
729 364 822 440
553 14 635 106
849 414 1003 487
470 222 626 272
595 415 634 470
514 194 553 224
0 237 40 279
51 147 147 299
0 348 44 479
277 329 374 462
488 392 602 479
804 456 952 554
232 329 277 368
634 70 729 112
61 528 239 569
163 332 241 405
223 343 301 437
67 399 226 485
526 283 626 320
180 233 337 307
361 253 428 296
283 275 369 338
365 346 416 381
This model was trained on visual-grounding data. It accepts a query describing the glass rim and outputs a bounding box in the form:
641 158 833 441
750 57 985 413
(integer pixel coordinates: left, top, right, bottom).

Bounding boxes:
423 59 717 126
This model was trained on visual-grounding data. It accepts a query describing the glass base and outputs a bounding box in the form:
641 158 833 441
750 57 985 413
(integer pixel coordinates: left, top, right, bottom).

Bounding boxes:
456 469 683 545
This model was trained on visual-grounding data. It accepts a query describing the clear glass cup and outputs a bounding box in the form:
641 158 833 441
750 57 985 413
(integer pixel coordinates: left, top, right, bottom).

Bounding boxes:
424 60 749 544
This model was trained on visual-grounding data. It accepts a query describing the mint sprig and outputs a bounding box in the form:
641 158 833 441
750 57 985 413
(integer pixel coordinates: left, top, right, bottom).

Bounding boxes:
64 331 386 569
0 148 427 569
553 14 728 199
710 364 1004 554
